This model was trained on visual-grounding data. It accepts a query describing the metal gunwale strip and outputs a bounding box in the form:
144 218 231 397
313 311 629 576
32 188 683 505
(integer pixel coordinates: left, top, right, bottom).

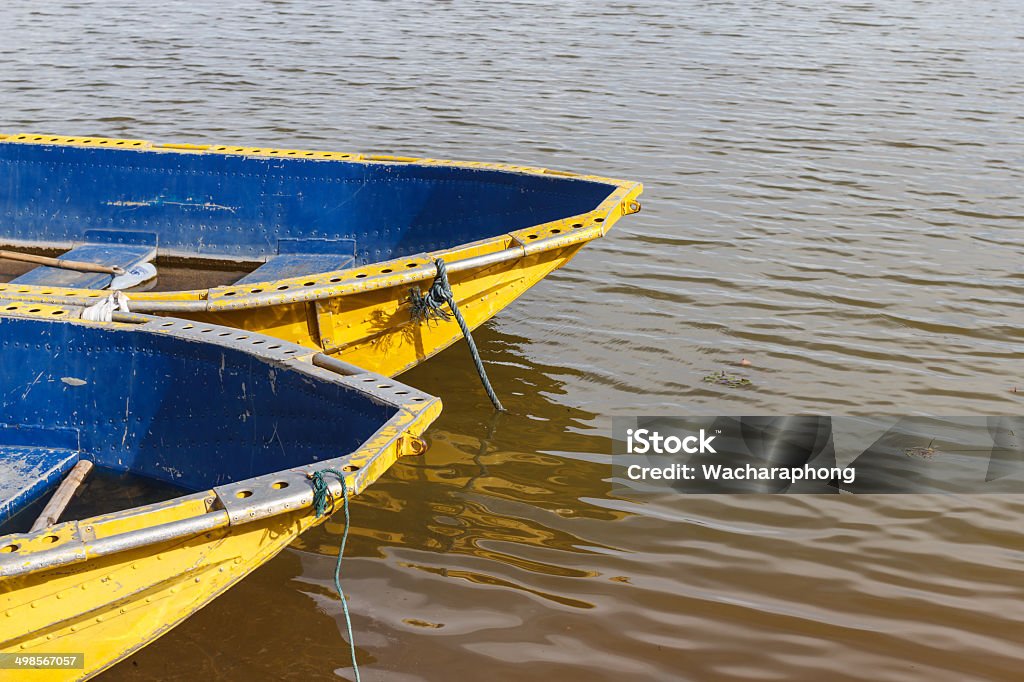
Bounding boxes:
0 511 228 578
0 240 522 313
0 242 527 313
203 241 531 311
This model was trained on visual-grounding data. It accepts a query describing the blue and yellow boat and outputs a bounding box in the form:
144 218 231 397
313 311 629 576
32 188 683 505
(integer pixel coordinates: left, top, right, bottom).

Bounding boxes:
0 302 440 680
0 134 642 377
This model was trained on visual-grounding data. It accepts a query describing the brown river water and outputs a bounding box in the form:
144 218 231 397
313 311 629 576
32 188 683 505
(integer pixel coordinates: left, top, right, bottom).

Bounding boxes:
3 1 1023 680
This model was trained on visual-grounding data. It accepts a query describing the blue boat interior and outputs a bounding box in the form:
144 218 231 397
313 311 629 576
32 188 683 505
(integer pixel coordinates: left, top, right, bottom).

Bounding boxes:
0 141 615 288
0 315 396 531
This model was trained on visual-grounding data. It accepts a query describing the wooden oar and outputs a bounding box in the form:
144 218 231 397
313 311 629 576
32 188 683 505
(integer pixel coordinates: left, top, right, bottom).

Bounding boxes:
0 249 125 275
30 460 94 532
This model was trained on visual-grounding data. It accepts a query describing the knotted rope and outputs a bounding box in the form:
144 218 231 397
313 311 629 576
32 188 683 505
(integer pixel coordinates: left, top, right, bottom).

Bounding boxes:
309 468 361 682
409 258 505 411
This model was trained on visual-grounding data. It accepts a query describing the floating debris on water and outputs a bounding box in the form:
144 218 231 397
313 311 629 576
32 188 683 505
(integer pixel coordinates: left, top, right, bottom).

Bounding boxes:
904 439 938 459
703 370 753 388
403 619 445 629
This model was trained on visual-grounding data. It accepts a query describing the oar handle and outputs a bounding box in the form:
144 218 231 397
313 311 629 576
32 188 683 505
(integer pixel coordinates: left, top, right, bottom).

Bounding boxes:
30 460 95 532
0 249 125 275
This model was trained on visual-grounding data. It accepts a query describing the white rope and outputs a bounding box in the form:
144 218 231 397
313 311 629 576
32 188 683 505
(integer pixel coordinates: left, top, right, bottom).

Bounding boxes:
81 291 130 322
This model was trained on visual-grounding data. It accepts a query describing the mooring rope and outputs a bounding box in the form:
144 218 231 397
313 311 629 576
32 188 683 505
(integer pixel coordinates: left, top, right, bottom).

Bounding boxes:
309 468 361 682
409 258 505 411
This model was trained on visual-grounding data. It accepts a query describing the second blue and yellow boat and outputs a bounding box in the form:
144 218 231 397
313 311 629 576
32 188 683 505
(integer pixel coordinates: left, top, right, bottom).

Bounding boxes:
0 302 440 680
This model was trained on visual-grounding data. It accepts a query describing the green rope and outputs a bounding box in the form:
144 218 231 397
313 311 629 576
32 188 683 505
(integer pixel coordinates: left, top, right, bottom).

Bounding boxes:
409 258 505 411
309 468 360 682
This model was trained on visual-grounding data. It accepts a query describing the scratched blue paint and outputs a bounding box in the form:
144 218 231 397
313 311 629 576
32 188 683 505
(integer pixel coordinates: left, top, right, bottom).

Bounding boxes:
0 315 396 521
0 142 613 264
